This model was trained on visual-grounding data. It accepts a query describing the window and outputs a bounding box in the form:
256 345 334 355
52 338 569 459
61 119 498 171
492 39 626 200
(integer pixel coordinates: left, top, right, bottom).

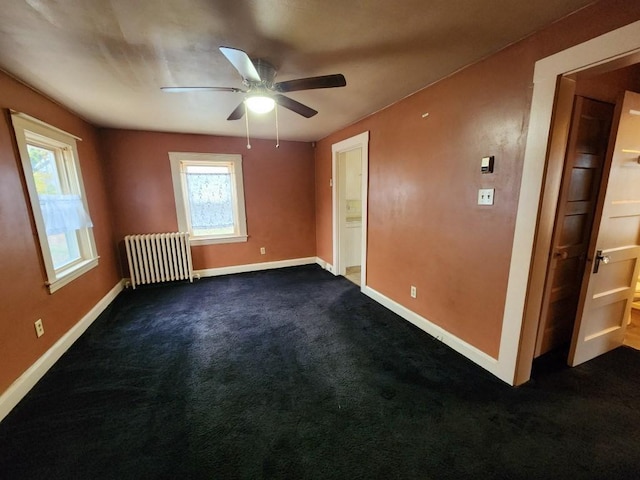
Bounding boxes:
12 112 98 293
169 152 247 245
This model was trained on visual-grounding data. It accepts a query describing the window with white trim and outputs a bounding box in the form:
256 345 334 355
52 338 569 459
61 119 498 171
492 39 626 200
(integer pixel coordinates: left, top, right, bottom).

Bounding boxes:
12 113 98 293
169 152 248 245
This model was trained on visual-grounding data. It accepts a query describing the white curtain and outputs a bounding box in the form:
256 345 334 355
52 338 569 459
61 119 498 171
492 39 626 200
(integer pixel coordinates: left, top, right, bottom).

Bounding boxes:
185 172 234 230
39 194 93 235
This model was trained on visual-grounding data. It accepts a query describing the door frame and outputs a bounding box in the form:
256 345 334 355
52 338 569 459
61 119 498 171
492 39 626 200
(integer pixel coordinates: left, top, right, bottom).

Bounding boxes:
505 20 640 385
331 131 369 287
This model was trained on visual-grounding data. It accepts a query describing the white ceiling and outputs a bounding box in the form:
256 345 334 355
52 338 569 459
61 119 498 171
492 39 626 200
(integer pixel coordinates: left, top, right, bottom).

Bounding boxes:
0 0 596 142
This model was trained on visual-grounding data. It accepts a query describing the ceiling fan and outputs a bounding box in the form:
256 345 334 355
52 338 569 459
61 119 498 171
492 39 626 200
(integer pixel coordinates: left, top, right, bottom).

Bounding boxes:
162 46 347 120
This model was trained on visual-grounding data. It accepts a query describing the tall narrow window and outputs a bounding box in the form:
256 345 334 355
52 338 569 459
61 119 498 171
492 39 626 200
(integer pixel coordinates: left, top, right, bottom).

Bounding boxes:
12 113 98 293
169 152 247 245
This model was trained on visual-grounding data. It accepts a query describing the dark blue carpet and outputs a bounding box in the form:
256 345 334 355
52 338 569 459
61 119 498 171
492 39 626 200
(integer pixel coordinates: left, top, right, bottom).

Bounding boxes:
1 265 639 479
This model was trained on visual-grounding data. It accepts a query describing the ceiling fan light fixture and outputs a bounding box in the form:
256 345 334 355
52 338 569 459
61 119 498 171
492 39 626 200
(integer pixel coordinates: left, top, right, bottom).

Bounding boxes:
245 95 275 114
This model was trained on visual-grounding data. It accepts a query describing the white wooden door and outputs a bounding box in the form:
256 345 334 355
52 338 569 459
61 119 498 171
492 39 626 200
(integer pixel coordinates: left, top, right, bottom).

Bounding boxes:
569 91 640 367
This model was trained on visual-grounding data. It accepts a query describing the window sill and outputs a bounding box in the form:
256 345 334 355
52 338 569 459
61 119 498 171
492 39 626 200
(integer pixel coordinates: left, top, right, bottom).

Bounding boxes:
47 257 99 294
189 235 248 246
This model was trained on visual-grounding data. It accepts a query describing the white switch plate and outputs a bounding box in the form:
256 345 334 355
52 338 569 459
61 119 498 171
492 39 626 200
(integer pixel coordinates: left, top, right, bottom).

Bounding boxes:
478 188 495 205
410 286 417 298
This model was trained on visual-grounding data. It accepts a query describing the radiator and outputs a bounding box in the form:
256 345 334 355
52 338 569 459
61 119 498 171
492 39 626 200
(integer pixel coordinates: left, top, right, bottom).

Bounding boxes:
124 232 193 289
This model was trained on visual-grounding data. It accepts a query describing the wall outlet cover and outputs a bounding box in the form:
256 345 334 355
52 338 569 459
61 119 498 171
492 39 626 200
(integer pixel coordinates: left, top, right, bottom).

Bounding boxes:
34 319 44 338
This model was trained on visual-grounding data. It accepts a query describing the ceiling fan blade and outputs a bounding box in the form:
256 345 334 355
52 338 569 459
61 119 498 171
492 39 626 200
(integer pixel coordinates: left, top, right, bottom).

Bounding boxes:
219 46 261 83
161 86 244 93
274 74 346 93
227 102 246 121
274 94 318 118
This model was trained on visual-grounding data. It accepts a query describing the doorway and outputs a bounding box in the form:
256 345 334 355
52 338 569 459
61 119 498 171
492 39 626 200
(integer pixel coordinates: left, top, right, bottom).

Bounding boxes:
494 20 640 386
339 148 363 285
331 132 369 287
532 62 640 367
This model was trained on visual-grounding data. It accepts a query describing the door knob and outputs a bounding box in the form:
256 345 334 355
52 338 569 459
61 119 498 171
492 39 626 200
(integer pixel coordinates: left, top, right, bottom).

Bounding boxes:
593 250 610 273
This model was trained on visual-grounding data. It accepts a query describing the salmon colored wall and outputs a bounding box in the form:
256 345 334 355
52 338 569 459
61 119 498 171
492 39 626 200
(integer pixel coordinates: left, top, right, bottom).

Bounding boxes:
575 64 640 104
0 72 120 393
315 0 640 358
100 129 316 271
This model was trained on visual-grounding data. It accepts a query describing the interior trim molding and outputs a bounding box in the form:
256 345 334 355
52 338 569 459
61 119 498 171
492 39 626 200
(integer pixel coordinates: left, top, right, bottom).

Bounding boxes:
195 257 317 278
0 280 125 423
361 285 501 380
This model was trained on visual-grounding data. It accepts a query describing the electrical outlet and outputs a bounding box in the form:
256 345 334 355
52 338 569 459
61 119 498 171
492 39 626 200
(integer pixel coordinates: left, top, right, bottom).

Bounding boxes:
410 286 417 298
34 319 44 338
260 247 266 255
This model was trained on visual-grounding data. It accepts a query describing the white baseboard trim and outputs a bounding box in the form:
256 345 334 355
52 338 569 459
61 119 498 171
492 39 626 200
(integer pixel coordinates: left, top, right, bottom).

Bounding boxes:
196 257 317 278
0 280 125 423
361 285 503 382
315 258 334 274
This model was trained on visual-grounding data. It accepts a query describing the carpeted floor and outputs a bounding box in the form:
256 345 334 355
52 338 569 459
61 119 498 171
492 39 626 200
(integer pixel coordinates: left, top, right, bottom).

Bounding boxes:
1 265 639 479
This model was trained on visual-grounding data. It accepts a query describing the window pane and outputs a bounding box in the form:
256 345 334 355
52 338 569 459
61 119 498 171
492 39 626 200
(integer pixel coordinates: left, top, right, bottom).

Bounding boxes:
185 166 236 236
28 144 63 195
12 113 99 290
48 231 81 269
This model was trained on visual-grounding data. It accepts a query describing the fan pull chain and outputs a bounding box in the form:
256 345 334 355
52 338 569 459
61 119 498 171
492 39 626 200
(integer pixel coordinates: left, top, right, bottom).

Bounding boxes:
275 102 280 148
245 101 252 149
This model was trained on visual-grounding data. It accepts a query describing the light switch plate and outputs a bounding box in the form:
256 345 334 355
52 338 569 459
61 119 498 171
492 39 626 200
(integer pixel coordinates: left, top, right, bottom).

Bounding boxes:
478 188 495 205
